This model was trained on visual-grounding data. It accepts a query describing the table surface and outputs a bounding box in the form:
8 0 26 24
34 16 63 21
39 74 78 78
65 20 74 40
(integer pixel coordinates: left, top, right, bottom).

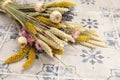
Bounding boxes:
0 0 120 80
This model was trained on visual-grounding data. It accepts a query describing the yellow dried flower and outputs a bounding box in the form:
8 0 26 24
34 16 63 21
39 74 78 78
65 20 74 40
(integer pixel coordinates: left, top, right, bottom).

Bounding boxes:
23 48 35 69
5 45 30 64
24 21 37 34
50 1 76 7
76 35 91 42
37 16 62 28
52 48 64 55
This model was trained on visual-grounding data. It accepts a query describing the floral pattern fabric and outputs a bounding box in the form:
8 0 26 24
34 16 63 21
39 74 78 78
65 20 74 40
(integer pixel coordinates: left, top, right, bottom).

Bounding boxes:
0 0 120 80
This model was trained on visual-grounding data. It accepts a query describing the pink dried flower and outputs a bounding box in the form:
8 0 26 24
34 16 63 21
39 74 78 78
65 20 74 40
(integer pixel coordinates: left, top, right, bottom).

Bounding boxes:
20 27 42 51
35 41 42 51
72 31 80 39
27 34 35 46
21 27 28 37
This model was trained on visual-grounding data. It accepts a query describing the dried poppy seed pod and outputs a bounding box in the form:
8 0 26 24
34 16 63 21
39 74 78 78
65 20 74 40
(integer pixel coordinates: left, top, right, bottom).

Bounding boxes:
34 3 46 12
17 36 27 48
50 11 62 23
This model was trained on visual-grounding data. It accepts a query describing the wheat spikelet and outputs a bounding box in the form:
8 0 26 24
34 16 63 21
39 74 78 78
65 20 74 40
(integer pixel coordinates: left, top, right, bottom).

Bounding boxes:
38 34 62 50
82 31 102 41
37 39 53 57
50 27 75 42
64 22 85 32
50 1 76 7
47 7 69 13
37 16 62 28
5 45 30 64
70 23 99 37
79 42 97 49
86 40 107 48
23 48 35 69
45 30 67 47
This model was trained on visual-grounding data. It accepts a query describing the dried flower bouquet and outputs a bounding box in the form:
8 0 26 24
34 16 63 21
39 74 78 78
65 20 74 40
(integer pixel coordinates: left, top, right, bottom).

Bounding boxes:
0 0 107 69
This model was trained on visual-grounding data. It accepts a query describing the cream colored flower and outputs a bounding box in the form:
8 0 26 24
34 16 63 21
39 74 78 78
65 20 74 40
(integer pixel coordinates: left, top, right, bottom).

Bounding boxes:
17 36 27 48
34 2 46 12
50 11 62 23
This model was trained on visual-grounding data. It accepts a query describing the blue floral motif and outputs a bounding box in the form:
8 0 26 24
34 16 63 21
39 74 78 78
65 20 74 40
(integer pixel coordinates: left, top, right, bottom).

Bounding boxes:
0 61 10 80
43 77 52 80
81 18 98 29
36 64 59 76
10 33 19 39
39 0 52 2
81 49 104 65
100 7 120 19
107 69 120 80
36 76 57 80
0 24 19 41
100 7 112 18
43 77 57 80
60 66 77 77
80 0 95 5
0 25 10 31
104 31 119 47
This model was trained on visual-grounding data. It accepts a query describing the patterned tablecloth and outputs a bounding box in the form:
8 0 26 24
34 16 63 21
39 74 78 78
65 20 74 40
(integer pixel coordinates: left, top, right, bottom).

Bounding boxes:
0 0 120 80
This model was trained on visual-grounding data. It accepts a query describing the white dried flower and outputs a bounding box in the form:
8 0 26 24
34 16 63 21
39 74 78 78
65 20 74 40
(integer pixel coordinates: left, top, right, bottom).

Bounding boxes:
37 39 53 57
17 36 27 48
34 3 46 12
2 0 13 10
50 11 62 23
50 27 75 42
